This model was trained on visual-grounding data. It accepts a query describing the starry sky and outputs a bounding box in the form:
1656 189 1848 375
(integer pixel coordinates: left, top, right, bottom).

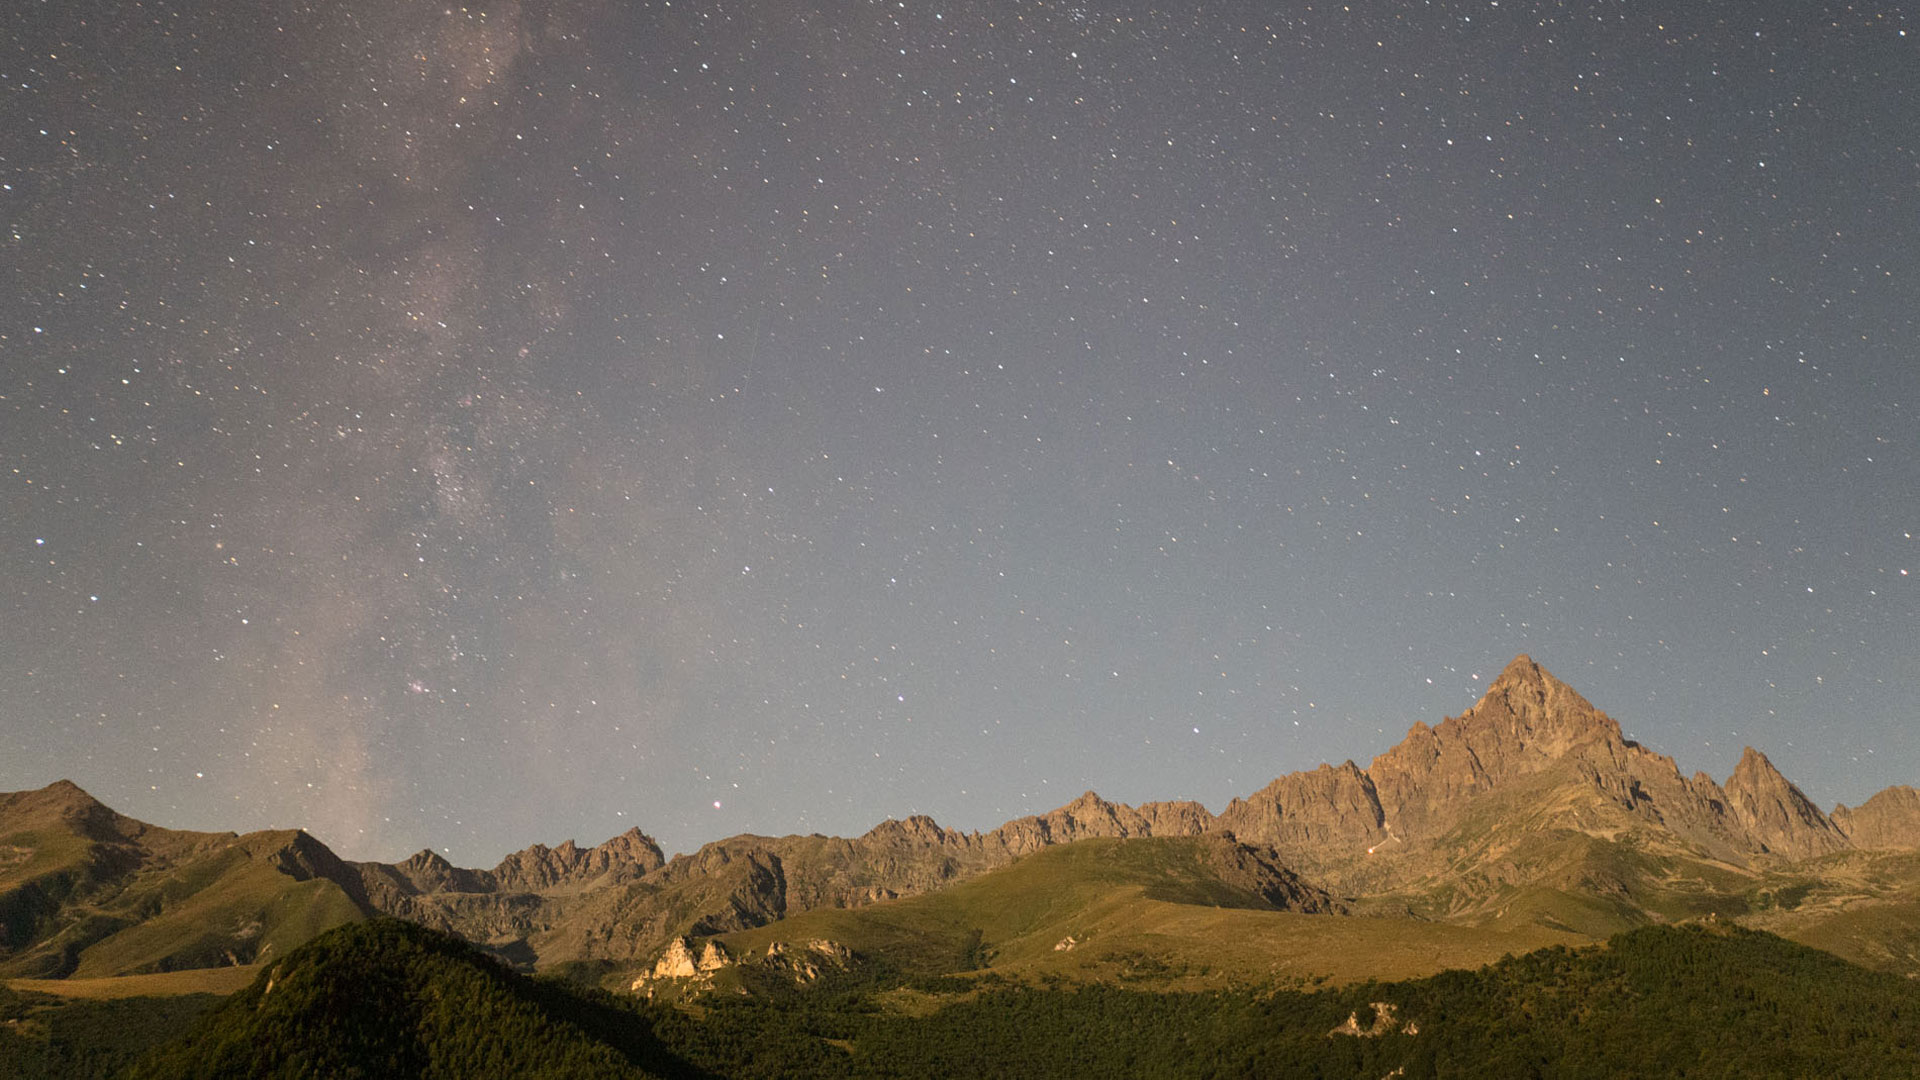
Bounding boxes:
4 1 1916 865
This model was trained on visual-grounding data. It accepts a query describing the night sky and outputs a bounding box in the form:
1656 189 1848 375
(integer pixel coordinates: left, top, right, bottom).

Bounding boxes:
4 1 1916 865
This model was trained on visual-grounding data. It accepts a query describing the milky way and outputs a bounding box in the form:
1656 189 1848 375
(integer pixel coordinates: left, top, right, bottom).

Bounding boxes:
4 1 1915 863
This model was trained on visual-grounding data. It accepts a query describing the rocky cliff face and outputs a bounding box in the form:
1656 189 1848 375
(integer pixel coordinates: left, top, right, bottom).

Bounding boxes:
488 827 667 892
1213 761 1386 853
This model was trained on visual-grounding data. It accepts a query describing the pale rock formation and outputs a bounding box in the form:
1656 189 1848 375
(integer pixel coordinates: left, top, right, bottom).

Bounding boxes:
764 938 854 983
1330 1001 1417 1037
630 936 732 990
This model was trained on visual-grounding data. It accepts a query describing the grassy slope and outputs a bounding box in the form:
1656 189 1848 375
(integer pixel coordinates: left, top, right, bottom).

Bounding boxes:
69 858 363 977
0 826 106 976
0 823 365 979
713 836 1579 989
1740 849 1920 975
0 828 95 890
8 964 260 999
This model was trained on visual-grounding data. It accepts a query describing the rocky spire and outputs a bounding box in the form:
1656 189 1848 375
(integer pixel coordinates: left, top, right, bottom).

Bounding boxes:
1723 747 1849 860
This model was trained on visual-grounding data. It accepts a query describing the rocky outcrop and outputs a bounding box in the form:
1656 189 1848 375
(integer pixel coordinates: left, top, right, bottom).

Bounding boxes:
628 936 734 993
651 937 730 978
1197 836 1346 914
764 938 855 983
1330 1001 1418 1037
631 934 856 993
1832 786 1920 851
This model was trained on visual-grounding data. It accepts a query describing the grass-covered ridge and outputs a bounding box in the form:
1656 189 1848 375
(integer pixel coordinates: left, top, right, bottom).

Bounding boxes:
0 782 369 981
709 834 1576 990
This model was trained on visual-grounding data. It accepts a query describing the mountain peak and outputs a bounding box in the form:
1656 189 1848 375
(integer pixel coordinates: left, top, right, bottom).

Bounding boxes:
0 778 127 841
1731 746 1779 781
1494 652 1541 682
1479 654 1589 711
595 826 667 870
860 814 957 848
1357 655 1623 840
1833 786 1920 850
1476 654 1620 746
402 848 454 872
1064 790 1112 812
1724 746 1847 860
23 778 105 812
987 789 1192 855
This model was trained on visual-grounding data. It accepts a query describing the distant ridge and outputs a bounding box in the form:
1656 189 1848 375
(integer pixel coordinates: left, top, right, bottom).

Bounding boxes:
7 654 1919 981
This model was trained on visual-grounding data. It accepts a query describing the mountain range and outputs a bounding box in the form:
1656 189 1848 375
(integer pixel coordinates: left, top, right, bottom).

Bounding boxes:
6 655 1920 989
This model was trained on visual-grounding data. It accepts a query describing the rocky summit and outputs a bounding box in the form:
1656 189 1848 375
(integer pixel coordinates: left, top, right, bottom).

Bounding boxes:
1204 655 1894 894
5 655 1919 987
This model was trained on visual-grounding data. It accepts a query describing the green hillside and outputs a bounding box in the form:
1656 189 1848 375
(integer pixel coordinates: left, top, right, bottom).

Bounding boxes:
704 835 1578 990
